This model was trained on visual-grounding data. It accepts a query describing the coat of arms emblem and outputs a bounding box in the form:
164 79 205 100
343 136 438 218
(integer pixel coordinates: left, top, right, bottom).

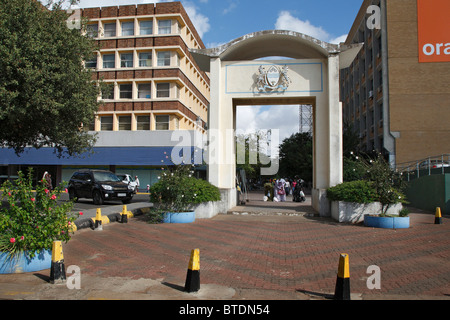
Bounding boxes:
256 65 291 92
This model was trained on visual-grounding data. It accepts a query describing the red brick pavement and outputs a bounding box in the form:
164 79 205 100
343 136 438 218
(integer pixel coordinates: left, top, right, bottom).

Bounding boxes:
62 210 450 299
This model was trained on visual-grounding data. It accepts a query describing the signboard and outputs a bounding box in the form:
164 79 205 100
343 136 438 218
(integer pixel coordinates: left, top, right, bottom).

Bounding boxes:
417 0 450 63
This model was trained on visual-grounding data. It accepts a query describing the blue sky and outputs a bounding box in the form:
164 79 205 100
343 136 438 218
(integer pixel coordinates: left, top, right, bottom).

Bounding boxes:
54 0 364 147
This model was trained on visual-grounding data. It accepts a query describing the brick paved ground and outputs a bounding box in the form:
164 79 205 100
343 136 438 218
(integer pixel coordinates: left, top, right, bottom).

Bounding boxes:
61 200 450 299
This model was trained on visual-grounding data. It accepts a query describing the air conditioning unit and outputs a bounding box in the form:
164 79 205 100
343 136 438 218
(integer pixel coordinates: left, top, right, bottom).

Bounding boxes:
369 91 374 98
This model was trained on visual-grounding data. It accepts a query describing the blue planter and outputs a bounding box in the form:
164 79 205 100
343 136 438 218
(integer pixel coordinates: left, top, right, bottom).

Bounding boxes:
163 212 195 224
0 249 52 274
364 215 410 229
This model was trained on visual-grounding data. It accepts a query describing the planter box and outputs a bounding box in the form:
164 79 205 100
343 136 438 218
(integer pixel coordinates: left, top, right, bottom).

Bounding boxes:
331 201 403 223
163 211 195 224
0 250 52 274
364 215 410 229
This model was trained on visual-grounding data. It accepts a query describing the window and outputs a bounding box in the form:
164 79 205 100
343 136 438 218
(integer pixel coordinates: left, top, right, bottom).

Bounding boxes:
158 20 171 34
139 52 152 67
156 83 170 98
103 54 115 69
103 22 116 37
155 115 170 130
102 84 114 100
140 20 153 35
121 21 134 36
100 116 113 131
86 24 98 37
136 115 150 130
120 53 133 68
138 84 151 99
118 116 131 131
119 84 133 99
157 51 171 66
85 55 97 69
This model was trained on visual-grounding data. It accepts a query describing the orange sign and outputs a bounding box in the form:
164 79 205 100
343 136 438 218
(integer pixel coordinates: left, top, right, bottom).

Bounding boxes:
417 0 450 63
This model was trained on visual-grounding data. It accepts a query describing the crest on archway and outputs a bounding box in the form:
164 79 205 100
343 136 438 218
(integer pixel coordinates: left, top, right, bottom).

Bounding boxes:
256 65 291 92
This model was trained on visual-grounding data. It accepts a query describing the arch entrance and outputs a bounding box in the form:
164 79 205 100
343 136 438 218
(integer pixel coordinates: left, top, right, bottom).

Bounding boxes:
191 30 362 216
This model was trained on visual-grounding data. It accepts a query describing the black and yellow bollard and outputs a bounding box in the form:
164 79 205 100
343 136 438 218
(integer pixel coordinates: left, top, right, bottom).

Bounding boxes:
184 249 200 293
435 207 443 224
95 208 103 231
50 240 66 284
121 205 128 223
334 253 350 300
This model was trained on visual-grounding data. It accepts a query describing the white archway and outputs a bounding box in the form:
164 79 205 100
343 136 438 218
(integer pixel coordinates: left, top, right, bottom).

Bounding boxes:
191 30 362 216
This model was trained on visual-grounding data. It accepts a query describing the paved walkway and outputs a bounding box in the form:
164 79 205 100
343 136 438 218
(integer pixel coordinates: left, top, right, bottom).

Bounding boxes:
1 193 450 302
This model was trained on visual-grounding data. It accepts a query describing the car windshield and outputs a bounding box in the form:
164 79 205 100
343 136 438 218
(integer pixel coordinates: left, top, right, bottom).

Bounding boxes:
93 171 121 182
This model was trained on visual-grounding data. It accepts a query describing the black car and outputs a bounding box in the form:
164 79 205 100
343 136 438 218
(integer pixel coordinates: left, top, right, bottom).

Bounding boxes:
67 169 134 205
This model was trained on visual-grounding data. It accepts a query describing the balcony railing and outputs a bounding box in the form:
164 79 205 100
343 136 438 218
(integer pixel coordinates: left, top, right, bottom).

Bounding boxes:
397 154 450 181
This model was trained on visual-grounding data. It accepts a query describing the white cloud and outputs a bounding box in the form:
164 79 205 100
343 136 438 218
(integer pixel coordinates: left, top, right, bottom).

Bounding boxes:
184 2 210 38
275 10 347 44
236 105 301 153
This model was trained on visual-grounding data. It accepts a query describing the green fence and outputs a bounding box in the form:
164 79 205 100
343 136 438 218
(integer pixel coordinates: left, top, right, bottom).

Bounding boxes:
405 174 450 215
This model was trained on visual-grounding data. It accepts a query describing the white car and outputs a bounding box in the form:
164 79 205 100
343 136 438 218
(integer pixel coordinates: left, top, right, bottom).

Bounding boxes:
116 174 138 193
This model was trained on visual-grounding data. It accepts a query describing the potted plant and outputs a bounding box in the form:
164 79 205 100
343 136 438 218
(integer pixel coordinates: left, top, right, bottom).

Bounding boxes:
0 170 80 273
148 165 221 223
328 152 409 228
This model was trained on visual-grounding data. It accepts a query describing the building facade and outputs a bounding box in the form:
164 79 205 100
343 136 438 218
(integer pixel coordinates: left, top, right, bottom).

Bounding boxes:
0 2 209 188
340 0 450 166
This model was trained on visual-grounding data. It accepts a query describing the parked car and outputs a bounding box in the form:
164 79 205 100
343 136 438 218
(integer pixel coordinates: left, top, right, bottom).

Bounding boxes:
116 173 138 194
418 160 450 169
67 169 134 205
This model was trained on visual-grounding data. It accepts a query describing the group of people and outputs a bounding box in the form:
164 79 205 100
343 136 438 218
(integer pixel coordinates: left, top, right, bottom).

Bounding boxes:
269 177 306 203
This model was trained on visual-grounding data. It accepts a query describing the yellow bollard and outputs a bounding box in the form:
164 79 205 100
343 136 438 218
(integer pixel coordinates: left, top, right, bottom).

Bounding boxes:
95 208 103 231
334 253 350 300
50 241 66 284
121 205 128 223
184 249 200 293
435 207 442 224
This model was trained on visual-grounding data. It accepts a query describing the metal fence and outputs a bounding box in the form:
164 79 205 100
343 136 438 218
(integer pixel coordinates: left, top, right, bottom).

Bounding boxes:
397 154 450 181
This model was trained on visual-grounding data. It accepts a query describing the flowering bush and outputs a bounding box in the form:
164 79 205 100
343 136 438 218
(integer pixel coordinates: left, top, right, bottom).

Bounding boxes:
328 152 408 216
148 165 221 219
0 170 80 258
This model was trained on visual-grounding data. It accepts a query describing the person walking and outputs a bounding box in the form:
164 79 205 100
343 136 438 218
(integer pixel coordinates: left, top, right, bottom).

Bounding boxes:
135 176 140 193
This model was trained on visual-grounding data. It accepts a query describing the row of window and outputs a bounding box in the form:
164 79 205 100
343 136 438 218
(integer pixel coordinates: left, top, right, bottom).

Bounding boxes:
87 19 175 38
102 82 172 100
87 51 178 69
92 115 172 131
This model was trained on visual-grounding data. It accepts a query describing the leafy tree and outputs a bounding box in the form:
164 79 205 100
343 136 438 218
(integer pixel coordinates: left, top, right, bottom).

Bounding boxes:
278 132 313 183
0 0 101 156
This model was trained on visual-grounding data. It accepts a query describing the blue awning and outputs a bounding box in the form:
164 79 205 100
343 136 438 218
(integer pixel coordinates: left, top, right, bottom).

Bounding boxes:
0 147 203 166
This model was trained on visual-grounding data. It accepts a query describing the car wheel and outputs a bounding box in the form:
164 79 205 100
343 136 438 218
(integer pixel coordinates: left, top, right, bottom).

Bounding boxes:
93 190 104 205
68 188 78 202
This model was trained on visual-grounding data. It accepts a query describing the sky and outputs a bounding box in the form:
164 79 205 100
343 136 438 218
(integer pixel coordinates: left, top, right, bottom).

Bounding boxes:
49 0 364 149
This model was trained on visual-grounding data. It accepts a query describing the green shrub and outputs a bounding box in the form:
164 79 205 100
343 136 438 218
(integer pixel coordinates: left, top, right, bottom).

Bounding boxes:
149 165 221 215
327 180 377 204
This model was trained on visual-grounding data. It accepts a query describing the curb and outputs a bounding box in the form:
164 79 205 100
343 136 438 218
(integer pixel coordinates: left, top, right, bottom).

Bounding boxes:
72 206 151 232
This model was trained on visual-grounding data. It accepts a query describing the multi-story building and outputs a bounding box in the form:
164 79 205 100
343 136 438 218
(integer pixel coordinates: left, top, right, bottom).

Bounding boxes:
340 0 450 166
0 2 210 188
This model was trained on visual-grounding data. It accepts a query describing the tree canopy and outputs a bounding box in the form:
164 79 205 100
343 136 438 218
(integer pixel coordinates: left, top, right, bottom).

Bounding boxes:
278 132 313 183
0 0 101 156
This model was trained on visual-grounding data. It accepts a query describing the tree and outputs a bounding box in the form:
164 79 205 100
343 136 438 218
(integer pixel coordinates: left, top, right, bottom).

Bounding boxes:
0 0 101 156
278 132 312 183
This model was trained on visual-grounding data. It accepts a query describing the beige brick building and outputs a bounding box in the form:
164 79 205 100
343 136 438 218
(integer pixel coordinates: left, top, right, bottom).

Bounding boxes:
340 0 450 166
82 2 209 134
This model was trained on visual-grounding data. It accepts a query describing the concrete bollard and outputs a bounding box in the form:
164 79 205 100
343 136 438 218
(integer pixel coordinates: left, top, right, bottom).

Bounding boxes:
435 207 443 224
95 208 103 231
184 249 200 293
334 253 350 300
50 241 66 284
